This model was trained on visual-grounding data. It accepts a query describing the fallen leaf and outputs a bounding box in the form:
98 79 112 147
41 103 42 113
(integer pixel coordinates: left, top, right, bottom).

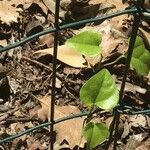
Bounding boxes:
33 45 87 68
117 81 146 94
0 40 7 47
42 0 67 17
121 121 130 139
128 115 147 128
0 0 47 25
39 34 54 47
136 138 150 150
99 19 128 59
89 0 128 10
26 136 47 150
0 0 20 24
37 95 86 148
139 28 150 50
125 134 146 150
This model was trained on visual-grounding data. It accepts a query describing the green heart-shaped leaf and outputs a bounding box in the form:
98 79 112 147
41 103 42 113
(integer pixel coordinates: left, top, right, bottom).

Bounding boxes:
66 31 102 57
130 36 150 76
80 69 119 110
83 122 109 150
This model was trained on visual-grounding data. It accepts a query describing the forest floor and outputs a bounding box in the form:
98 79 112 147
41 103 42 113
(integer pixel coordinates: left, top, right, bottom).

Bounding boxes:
0 0 149 150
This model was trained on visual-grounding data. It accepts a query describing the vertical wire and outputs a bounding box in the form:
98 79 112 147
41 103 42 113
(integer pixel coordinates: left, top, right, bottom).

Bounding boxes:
113 12 141 150
105 1 142 149
50 0 60 150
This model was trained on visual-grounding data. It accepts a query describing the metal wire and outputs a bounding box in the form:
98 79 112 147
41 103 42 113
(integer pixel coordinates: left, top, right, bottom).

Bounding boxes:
0 108 149 144
50 0 60 149
0 111 91 144
0 1 149 149
106 1 143 149
0 8 138 53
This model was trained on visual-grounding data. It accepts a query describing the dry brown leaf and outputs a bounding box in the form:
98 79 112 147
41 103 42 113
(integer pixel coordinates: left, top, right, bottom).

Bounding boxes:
27 136 46 150
125 134 147 150
139 28 150 50
0 0 20 24
117 81 146 94
33 45 87 68
33 13 129 68
89 0 128 10
99 19 128 59
128 115 147 128
0 0 48 24
136 138 150 150
37 96 86 148
39 34 54 47
42 0 67 17
0 40 7 47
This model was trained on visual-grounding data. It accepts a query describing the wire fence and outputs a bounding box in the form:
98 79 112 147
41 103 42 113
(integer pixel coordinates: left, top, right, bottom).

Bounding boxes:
0 0 150 150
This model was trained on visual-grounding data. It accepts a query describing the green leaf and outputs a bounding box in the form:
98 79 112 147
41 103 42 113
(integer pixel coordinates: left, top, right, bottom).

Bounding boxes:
130 36 150 76
80 69 119 110
83 122 109 150
66 31 102 57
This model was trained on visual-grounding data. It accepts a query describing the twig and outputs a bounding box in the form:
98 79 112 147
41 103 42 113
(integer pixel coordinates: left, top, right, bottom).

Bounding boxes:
21 56 51 71
21 56 62 79
6 117 38 122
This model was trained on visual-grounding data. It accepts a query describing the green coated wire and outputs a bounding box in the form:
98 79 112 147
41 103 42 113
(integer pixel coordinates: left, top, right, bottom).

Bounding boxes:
0 8 138 53
0 111 90 144
0 5 149 146
0 108 149 144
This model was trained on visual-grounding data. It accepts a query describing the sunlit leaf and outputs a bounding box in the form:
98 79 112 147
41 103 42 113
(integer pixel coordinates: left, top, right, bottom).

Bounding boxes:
66 31 102 57
80 69 119 110
130 36 150 76
83 122 109 150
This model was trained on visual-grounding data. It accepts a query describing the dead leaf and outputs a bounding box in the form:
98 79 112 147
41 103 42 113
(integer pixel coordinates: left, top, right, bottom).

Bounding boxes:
136 138 150 150
125 134 147 150
55 78 62 88
37 95 86 148
121 121 130 139
26 19 43 36
0 40 7 47
42 0 67 17
89 0 128 10
0 0 20 24
99 19 128 58
139 28 150 50
39 34 54 47
26 136 46 150
33 45 87 68
128 115 147 128
117 81 147 94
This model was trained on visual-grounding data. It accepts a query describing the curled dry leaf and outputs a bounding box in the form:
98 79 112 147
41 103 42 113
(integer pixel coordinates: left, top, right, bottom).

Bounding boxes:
37 96 86 148
33 45 87 68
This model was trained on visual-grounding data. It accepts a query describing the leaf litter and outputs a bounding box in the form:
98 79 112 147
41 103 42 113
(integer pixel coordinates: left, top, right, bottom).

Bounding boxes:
36 95 86 149
0 0 149 149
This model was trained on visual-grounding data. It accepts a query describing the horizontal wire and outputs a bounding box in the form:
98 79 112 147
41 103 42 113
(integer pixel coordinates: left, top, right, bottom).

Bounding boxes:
0 108 149 144
0 111 91 144
0 8 138 53
0 6 149 145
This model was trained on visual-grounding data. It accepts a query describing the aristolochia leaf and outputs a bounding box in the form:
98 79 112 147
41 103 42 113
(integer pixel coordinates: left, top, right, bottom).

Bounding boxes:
130 36 150 76
66 31 102 57
83 122 109 150
80 69 119 110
